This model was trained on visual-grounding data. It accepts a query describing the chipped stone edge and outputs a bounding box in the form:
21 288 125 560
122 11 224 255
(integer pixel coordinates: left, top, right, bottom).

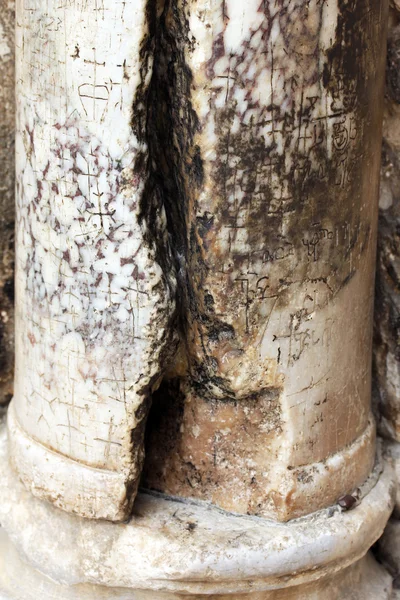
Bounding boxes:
7 401 129 521
0 418 396 595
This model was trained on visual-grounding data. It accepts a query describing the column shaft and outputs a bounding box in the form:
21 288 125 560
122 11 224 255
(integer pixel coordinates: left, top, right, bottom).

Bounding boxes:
11 0 177 521
144 0 388 521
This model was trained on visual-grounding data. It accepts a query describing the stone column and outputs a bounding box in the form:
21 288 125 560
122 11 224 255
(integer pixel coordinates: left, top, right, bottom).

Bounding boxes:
0 0 395 599
143 0 389 521
0 0 15 408
9 0 177 521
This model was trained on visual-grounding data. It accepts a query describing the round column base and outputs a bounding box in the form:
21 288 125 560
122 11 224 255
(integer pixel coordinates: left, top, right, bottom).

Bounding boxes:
377 441 400 586
0 529 393 600
0 423 396 598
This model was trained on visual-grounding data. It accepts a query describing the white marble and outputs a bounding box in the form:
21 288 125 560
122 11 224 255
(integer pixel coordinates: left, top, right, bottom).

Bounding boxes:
0 531 393 599
13 0 176 520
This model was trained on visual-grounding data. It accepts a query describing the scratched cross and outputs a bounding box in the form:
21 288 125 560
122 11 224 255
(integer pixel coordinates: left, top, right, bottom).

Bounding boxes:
79 48 109 121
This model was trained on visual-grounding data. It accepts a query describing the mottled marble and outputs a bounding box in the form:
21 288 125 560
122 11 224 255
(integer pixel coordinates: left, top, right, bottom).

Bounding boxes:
374 17 400 443
12 0 177 520
144 0 388 520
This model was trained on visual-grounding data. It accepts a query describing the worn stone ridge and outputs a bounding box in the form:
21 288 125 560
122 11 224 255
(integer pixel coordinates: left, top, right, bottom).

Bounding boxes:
0 0 15 406
143 0 388 521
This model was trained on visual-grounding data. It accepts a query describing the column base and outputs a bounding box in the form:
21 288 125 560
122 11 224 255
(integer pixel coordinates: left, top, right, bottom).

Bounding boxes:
0 421 396 598
0 528 393 600
376 441 400 595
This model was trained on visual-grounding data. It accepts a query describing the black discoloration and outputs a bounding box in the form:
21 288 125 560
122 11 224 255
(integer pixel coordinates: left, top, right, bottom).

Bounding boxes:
142 377 186 487
179 0 384 405
143 0 386 519
387 25 400 104
134 0 202 338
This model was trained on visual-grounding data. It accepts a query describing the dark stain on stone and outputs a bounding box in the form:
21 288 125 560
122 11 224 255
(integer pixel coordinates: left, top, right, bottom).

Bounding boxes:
133 0 202 341
142 377 186 488
3 278 14 303
386 24 400 104
338 494 357 510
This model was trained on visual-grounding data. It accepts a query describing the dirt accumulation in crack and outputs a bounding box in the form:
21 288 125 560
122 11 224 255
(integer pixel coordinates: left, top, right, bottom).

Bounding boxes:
133 0 203 342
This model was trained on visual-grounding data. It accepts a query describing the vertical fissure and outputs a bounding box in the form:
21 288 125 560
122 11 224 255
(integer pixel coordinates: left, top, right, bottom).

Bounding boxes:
134 0 201 340
132 0 204 496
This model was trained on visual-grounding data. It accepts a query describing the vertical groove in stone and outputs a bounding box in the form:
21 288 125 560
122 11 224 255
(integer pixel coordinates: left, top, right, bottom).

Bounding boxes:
144 0 388 521
12 0 177 520
0 0 14 406
137 0 200 339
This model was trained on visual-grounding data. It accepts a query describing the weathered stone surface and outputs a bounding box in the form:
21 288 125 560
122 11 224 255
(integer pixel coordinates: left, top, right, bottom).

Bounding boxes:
1 0 395 598
363 3 400 592
144 0 388 521
0 534 393 600
0 0 14 406
374 6 400 443
0 424 396 597
11 0 177 521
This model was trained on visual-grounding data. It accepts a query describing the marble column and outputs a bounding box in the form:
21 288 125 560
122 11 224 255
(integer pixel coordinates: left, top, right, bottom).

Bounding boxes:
9 0 177 521
0 0 395 598
144 0 389 521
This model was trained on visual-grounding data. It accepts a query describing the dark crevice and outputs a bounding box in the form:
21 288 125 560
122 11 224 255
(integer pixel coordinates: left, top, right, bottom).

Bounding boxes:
133 0 202 343
131 0 204 498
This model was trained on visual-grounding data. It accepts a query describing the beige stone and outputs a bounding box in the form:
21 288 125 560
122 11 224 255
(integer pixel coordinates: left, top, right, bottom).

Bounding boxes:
0 423 395 597
144 0 389 521
0 533 393 599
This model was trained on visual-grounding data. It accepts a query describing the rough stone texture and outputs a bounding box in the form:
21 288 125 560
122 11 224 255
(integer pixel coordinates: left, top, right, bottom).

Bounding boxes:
376 445 400 594
0 0 15 406
374 3 400 442
11 0 178 521
373 2 400 589
1 1 395 598
143 0 388 521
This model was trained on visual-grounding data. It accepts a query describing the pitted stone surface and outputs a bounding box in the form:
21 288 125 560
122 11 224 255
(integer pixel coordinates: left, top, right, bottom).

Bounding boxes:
0 0 14 406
